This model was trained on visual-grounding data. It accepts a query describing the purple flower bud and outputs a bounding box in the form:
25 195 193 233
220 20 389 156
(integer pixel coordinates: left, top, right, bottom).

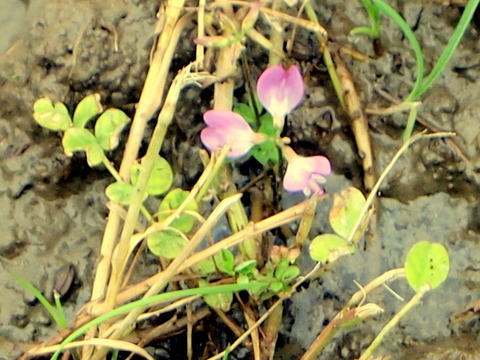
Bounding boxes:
257 65 304 130
200 110 261 159
283 146 331 196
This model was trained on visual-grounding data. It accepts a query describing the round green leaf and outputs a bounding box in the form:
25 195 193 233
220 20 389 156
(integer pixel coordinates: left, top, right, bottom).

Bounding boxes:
309 233 355 263
214 249 235 276
158 189 198 232
95 108 130 150
130 156 173 196
33 98 72 131
147 230 188 259
73 94 103 128
105 182 143 205
405 241 450 292
200 279 233 312
62 128 104 167
329 187 366 239
192 258 217 275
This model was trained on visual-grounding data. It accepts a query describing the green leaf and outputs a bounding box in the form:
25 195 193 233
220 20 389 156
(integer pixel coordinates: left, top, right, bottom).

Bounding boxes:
62 128 104 167
234 103 256 125
280 266 300 281
158 189 198 232
405 241 450 292
252 140 280 167
329 187 366 239
237 273 250 285
192 258 217 275
73 94 103 128
105 182 145 205
130 156 173 196
33 98 72 131
234 260 257 275
214 249 235 276
309 234 355 263
200 279 233 312
258 113 276 137
274 260 288 279
95 108 130 150
269 280 284 293
9 272 67 329
147 230 188 259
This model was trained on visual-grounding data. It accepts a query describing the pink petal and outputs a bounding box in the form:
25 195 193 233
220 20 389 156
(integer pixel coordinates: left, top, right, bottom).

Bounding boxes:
283 159 312 192
282 150 332 194
303 156 332 176
203 110 252 133
257 65 304 118
200 127 226 152
201 110 255 159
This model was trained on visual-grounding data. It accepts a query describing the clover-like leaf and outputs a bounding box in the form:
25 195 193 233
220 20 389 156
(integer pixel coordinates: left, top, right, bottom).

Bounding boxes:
234 103 256 125
214 249 235 276
95 108 130 150
147 230 188 259
329 187 366 239
405 241 450 292
234 260 257 275
33 98 72 131
280 265 300 281
105 182 147 205
200 279 233 312
192 258 217 275
73 94 103 128
158 189 198 233
309 233 355 263
274 260 288 280
62 127 104 167
252 140 280 166
130 156 173 196
269 281 284 293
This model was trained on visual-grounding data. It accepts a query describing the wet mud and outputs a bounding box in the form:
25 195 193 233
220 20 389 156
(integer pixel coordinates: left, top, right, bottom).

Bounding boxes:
0 0 479 359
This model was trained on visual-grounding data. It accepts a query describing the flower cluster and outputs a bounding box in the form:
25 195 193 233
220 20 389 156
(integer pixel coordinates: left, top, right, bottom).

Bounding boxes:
200 65 331 196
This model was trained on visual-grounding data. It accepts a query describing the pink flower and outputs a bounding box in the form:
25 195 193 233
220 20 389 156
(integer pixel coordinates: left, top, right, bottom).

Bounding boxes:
283 146 331 196
200 110 261 159
257 65 304 130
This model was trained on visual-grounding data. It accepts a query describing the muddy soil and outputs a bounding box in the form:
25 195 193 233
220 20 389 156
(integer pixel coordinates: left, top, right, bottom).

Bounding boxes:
0 0 479 359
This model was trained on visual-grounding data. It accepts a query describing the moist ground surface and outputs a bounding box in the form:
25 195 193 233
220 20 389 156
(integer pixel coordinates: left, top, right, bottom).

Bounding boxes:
0 1 479 359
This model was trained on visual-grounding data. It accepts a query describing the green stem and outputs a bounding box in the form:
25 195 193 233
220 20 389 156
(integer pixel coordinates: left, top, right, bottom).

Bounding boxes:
402 102 419 142
9 273 67 330
304 3 346 110
101 156 153 222
372 0 424 102
359 285 429 360
51 283 263 360
414 0 480 98
351 0 380 38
